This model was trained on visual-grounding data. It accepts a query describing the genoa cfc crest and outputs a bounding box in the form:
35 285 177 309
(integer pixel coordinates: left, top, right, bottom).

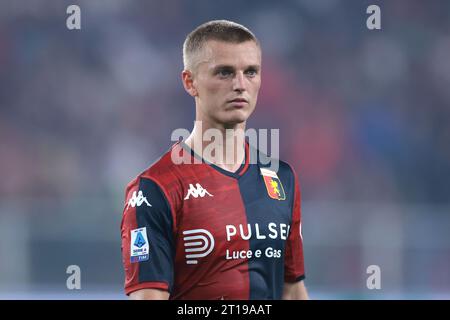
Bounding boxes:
260 168 286 201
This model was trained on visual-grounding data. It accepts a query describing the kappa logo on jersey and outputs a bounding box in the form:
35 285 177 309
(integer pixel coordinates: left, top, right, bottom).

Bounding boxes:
126 190 151 210
184 183 213 200
260 168 286 201
130 227 149 263
182 229 215 264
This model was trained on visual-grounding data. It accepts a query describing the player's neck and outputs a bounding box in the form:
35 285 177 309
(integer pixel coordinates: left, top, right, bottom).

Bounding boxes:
185 120 246 173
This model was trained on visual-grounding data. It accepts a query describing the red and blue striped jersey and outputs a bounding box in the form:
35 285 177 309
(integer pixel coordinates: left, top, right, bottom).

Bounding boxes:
121 141 305 299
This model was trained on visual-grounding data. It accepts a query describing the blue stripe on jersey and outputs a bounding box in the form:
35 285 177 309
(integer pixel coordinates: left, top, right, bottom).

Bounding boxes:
136 178 175 292
237 161 295 299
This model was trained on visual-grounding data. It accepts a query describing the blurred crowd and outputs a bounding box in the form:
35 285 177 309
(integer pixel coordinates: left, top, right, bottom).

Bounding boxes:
0 0 449 297
1 0 449 204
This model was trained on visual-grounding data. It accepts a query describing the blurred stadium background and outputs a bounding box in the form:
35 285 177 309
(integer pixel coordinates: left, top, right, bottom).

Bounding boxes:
0 0 449 299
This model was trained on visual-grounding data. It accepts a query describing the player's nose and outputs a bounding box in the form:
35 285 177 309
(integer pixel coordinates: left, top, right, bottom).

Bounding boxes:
232 72 246 92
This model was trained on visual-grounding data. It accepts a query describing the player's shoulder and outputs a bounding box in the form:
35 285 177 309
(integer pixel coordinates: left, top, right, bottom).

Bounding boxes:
124 142 185 193
249 143 297 178
278 159 298 181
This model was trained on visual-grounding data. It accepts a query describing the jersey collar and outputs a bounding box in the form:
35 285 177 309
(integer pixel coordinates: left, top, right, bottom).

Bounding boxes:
179 140 250 179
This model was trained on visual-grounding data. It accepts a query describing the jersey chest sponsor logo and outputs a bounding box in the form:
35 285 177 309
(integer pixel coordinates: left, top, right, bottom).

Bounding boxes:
225 223 290 261
260 168 286 201
226 223 290 241
126 190 151 210
182 229 215 264
181 223 291 264
184 183 213 200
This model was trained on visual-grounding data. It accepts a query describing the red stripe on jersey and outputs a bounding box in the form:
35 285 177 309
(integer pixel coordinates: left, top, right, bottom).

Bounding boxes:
170 176 251 300
284 163 305 281
121 181 140 291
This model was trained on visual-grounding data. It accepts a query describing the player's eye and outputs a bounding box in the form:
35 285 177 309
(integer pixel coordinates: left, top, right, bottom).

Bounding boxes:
217 69 233 77
245 69 258 77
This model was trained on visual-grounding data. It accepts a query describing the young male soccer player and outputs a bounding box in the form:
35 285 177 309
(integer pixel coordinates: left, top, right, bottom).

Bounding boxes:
121 20 309 300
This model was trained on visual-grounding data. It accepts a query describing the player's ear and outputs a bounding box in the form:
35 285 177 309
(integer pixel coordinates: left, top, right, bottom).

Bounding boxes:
181 70 198 97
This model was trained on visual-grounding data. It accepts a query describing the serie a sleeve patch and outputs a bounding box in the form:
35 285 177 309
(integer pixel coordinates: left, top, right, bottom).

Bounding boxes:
130 227 150 263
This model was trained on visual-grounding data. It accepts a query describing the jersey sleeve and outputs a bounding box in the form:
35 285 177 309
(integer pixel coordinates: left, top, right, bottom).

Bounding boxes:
284 167 306 282
121 177 175 295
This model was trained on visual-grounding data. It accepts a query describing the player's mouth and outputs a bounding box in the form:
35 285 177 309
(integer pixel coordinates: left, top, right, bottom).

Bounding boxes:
227 98 248 108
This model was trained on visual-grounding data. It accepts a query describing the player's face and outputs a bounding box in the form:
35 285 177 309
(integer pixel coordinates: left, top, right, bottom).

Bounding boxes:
192 40 261 127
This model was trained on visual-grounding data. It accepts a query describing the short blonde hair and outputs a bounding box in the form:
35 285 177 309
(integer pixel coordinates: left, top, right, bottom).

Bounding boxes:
182 20 260 71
